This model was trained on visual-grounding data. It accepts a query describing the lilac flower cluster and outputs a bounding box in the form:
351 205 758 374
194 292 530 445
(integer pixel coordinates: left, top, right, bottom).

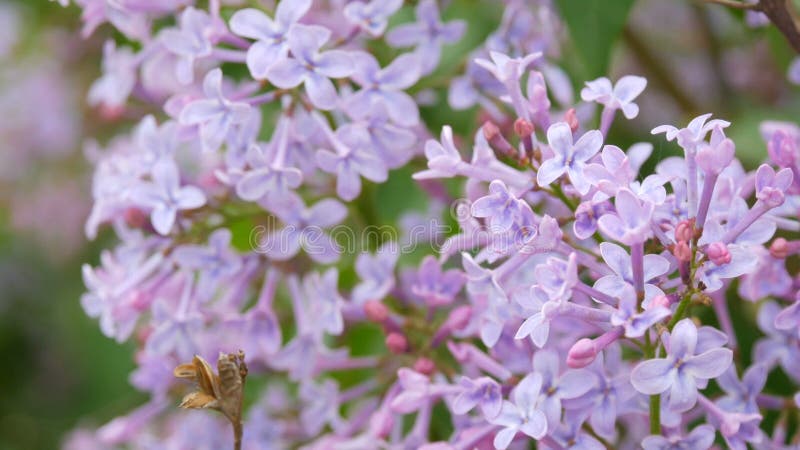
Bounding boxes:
63 0 800 449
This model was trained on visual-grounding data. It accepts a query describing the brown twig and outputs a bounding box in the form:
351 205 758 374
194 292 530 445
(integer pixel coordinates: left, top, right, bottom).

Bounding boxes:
705 0 800 53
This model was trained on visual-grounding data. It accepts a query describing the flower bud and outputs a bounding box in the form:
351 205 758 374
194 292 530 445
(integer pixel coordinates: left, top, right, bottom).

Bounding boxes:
673 241 692 262
706 242 731 265
651 294 671 310
447 305 473 331
770 238 789 259
566 338 596 368
413 357 436 375
364 300 389 323
564 108 579 133
513 118 534 138
124 207 148 228
674 219 694 243
386 332 408 354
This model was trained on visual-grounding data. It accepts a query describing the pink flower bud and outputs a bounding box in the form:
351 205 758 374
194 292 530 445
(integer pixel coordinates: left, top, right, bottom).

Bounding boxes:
674 219 694 243
564 108 579 133
706 242 731 265
364 300 389 323
770 238 789 259
482 121 500 141
447 305 473 332
673 241 692 262
124 207 148 228
413 357 436 375
566 338 597 368
513 118 534 138
386 332 408 354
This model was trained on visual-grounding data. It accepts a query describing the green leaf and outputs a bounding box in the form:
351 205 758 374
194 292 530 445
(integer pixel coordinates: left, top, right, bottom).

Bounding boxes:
555 0 636 78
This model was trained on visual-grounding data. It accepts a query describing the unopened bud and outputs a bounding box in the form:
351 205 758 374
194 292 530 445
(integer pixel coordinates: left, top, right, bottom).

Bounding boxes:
413 358 436 375
364 300 389 323
386 333 408 354
770 238 789 259
124 207 148 228
566 338 596 368
513 118 534 138
673 241 692 262
675 219 694 243
706 242 731 265
564 108 579 133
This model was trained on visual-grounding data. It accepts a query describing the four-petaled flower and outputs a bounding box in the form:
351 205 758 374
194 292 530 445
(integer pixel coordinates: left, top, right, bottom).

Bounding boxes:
631 318 733 412
129 159 206 235
581 75 647 119
537 122 603 195
488 372 548 449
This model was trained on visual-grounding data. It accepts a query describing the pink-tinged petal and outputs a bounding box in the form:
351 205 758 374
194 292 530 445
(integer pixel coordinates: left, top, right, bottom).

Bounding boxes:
176 186 206 209
668 372 697 412
546 122 573 156
246 41 286 80
275 0 312 27
151 206 177 235
630 358 674 395
684 348 733 379
305 72 339 110
536 158 566 187
613 75 647 103
229 8 276 40
315 50 354 78
775 167 794 190
266 58 307 88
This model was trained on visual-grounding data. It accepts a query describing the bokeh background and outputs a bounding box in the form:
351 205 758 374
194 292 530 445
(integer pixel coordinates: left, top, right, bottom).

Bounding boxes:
0 0 798 448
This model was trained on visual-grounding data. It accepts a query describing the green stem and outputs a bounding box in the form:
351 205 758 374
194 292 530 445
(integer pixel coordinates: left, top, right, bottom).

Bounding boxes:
644 332 661 434
667 290 694 330
546 184 578 211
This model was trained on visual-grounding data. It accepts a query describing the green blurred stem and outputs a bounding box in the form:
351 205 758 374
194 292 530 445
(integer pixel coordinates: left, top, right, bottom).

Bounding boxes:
645 332 661 434
545 184 578 211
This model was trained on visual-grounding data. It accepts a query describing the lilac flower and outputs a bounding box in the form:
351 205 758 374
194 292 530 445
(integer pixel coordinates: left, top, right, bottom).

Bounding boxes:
410 255 465 307
488 372 548 449
755 163 793 208
475 51 541 121
631 318 733 412
754 301 800 382
266 24 353 110
580 75 647 119
717 364 767 414
537 122 603 195
533 349 595 427
88 40 137 109
351 242 399 305
775 295 800 337
513 285 555 347
470 180 525 233
641 424 716 450
597 189 654 246
161 7 222 84
573 199 613 239
652 113 730 150
172 228 242 297
452 376 502 419
179 68 253 152
346 52 421 126
611 286 670 338
386 0 466 74
253 194 346 264
545 411 606 450
534 253 578 303
343 0 403 37
229 1 312 79
235 117 303 201
594 242 669 297
129 159 206 235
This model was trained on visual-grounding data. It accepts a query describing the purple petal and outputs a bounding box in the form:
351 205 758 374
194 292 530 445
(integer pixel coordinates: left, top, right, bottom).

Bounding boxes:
684 348 733 380
631 358 674 395
266 58 307 88
275 0 312 27
305 72 339 110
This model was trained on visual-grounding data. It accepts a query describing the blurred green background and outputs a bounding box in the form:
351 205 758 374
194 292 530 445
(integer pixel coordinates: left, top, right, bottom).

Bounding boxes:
1 0 799 448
